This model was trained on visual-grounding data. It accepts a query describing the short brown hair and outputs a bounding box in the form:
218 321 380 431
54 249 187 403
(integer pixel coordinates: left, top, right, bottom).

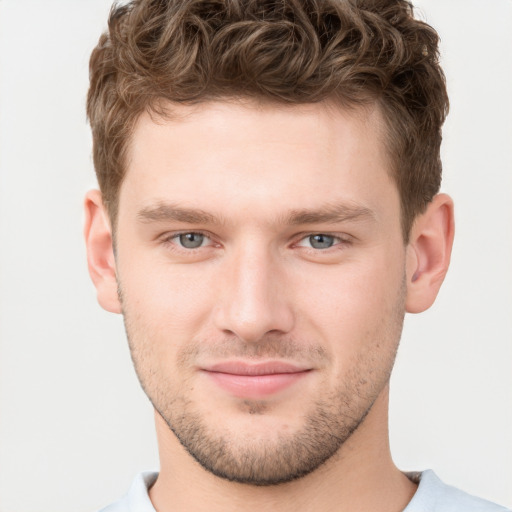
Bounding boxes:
87 0 448 239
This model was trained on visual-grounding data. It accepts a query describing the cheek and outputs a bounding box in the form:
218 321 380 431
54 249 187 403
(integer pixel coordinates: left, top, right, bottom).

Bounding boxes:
118 261 217 399
120 252 213 316
292 248 406 360
117 249 220 361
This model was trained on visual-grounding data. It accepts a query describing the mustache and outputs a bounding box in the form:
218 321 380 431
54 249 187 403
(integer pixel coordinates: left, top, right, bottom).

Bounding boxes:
176 336 330 366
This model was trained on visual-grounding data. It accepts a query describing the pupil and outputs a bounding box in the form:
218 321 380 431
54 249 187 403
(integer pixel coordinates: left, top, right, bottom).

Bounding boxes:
310 234 334 249
179 233 204 248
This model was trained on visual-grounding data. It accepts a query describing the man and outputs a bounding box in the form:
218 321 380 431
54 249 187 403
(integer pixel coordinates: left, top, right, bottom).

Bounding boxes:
83 1 508 511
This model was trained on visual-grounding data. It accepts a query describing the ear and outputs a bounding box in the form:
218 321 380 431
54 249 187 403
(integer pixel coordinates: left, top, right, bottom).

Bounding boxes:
405 193 455 313
83 190 122 314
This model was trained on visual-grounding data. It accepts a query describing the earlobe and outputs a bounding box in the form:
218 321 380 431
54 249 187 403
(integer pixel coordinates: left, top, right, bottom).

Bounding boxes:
83 190 122 314
405 193 455 314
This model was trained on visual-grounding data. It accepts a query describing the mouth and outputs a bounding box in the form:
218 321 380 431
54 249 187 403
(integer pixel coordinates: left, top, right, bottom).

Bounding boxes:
201 361 312 399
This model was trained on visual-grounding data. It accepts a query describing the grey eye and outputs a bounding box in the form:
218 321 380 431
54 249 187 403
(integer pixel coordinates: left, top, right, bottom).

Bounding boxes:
309 234 335 249
178 233 205 249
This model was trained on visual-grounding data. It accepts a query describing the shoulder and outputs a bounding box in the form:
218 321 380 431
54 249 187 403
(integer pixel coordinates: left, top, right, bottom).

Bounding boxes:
98 472 158 512
404 470 511 512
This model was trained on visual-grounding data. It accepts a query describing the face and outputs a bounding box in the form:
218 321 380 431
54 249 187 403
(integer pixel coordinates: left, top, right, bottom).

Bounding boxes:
114 100 407 485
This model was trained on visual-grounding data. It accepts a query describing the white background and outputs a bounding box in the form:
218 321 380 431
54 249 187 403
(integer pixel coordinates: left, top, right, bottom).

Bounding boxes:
0 1 511 511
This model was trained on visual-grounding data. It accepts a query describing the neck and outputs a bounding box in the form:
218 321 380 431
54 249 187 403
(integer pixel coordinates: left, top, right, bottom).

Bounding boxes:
149 386 416 512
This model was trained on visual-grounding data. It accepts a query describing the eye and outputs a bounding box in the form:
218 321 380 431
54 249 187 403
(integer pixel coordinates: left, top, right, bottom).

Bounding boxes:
173 232 210 249
309 234 335 249
297 233 350 251
299 234 338 250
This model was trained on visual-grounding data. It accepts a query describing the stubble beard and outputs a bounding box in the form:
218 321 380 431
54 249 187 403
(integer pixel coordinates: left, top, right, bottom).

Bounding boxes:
152 369 377 486
120 281 406 487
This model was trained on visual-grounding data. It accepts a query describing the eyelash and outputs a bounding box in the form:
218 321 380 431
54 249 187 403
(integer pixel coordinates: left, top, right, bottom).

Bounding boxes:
160 230 215 250
159 231 353 253
295 233 352 250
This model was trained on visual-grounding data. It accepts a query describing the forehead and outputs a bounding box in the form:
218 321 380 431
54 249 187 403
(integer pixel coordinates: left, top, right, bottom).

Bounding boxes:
129 98 388 164
121 99 398 224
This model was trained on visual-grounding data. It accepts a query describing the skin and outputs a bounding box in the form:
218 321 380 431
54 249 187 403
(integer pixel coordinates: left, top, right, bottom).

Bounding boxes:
85 99 454 512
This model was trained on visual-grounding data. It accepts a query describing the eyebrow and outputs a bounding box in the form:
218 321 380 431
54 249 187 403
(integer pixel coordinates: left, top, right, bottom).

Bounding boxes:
137 203 222 225
137 202 376 226
285 203 376 225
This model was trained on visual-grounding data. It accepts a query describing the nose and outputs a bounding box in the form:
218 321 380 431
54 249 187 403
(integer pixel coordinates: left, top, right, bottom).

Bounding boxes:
213 243 295 343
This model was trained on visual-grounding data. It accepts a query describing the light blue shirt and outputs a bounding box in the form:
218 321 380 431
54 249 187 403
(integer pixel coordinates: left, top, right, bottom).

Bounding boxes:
99 469 510 511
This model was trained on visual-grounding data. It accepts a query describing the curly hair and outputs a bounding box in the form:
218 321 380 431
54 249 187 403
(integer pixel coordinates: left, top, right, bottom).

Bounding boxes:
87 0 448 240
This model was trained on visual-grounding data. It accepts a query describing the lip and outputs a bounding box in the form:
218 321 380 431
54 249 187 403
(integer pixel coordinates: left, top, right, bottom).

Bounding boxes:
201 361 311 399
